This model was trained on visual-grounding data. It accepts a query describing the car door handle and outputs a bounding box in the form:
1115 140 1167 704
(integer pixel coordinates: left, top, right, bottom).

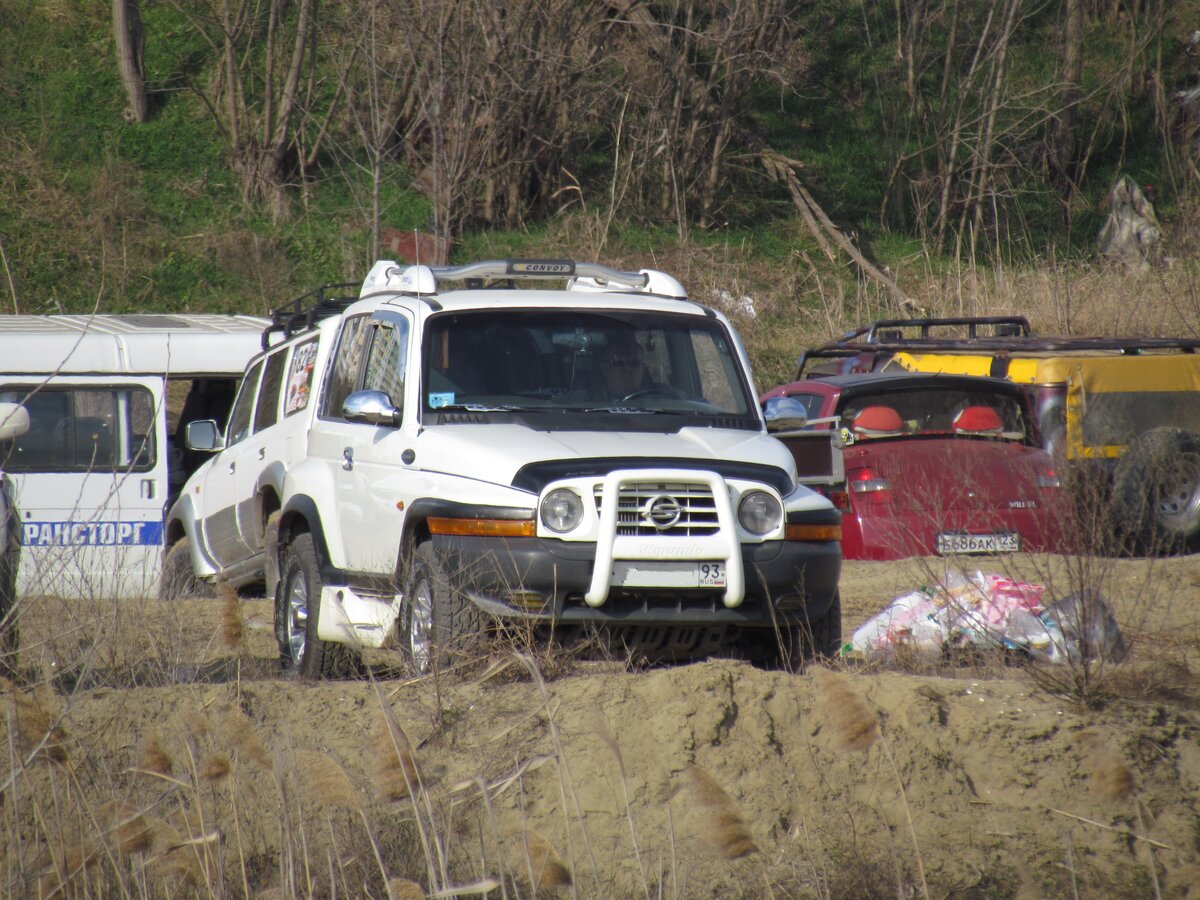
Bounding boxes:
228 461 236 474
343 447 354 471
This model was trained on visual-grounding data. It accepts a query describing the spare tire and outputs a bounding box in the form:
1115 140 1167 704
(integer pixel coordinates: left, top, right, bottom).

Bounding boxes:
1109 427 1200 553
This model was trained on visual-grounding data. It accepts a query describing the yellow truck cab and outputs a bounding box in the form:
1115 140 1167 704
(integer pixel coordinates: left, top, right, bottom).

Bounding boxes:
795 317 1200 552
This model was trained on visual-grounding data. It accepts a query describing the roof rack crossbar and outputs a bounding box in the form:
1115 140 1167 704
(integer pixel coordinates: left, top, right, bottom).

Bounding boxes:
263 282 360 349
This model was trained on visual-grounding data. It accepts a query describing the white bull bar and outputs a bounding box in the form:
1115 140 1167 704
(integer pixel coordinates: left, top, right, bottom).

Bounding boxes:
584 468 745 609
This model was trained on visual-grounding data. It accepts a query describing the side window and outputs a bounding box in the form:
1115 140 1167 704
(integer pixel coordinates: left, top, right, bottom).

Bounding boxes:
283 338 319 417
254 349 288 433
363 319 409 409
226 360 264 447
321 315 372 420
0 385 156 473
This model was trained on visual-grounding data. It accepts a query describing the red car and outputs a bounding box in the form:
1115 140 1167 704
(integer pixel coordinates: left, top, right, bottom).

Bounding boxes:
762 372 1068 560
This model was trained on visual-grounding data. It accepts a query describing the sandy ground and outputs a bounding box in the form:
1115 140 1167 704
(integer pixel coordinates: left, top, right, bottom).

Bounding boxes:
3 553 1200 898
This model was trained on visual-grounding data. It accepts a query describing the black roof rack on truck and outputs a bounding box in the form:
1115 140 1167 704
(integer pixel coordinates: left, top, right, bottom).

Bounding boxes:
262 282 360 349
795 315 1200 379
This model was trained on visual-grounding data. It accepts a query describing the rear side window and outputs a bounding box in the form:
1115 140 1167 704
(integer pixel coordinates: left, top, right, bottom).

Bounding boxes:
254 349 288 433
284 338 319 417
0 385 156 473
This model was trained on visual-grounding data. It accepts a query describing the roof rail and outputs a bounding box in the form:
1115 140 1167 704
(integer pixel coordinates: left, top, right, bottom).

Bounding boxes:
796 314 1200 378
263 282 360 350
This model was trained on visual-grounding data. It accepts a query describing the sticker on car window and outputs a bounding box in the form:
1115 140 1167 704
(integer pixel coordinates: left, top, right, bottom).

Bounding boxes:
429 392 455 409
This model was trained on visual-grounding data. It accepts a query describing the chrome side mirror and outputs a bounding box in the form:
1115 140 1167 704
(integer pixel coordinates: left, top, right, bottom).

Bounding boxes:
185 419 224 452
762 395 810 434
344 389 400 427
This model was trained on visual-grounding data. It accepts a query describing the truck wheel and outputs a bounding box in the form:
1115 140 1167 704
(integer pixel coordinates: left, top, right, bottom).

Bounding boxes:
1110 428 1200 553
402 542 482 676
158 539 215 600
772 592 842 670
278 532 357 679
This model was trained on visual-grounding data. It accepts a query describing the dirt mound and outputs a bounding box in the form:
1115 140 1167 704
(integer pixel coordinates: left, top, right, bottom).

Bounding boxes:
3 555 1200 897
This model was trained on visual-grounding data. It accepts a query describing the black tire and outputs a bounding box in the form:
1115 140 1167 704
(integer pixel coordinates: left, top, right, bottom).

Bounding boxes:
158 539 216 600
771 592 842 671
401 542 483 676
277 532 357 679
1109 427 1200 553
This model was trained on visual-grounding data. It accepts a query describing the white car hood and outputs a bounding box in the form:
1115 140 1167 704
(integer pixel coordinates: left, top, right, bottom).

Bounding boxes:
417 423 796 488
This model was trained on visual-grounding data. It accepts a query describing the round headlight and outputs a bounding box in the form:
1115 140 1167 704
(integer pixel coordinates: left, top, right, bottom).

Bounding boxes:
738 490 782 535
540 488 584 533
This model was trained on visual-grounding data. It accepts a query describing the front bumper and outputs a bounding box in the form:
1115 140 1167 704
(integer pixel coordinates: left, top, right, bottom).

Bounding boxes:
428 532 842 629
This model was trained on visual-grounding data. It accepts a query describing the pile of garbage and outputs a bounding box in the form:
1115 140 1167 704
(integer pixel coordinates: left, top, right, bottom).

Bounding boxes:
850 569 1128 664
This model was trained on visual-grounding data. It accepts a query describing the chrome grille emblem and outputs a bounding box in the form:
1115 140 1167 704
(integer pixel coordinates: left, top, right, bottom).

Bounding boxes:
643 495 682 529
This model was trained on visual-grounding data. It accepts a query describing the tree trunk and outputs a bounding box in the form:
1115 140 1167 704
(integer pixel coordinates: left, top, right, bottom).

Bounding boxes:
1050 0 1084 205
113 0 148 123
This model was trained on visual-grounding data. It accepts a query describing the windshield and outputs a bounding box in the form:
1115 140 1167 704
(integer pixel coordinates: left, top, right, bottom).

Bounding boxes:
422 310 754 416
837 387 1030 441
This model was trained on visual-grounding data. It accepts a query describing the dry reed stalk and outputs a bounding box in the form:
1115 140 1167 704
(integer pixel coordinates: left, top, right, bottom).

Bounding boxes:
374 713 421 801
387 877 428 899
595 719 649 893
137 727 174 777
96 799 155 855
815 669 879 753
8 684 69 764
182 708 212 741
148 820 205 887
199 750 232 782
1075 731 1161 900
297 749 365 813
218 580 243 649
681 765 758 860
223 704 273 770
815 670 929 900
509 828 573 889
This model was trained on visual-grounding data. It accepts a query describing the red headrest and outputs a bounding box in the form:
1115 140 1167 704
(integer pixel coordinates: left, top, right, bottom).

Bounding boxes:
853 405 903 434
952 405 1003 432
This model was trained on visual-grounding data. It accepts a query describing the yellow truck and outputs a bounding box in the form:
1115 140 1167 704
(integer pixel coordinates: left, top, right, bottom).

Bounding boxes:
795 317 1200 552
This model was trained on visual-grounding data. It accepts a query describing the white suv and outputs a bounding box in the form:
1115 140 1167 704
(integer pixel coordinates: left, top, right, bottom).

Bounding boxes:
267 259 842 677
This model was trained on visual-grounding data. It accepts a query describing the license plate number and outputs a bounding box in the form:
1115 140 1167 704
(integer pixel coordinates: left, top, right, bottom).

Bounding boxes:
936 532 1020 555
611 561 727 588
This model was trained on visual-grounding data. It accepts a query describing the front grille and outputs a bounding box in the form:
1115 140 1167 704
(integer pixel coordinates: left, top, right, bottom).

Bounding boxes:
592 481 720 536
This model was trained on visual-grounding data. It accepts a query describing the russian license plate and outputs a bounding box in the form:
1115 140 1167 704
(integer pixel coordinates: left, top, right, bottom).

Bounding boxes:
611 561 728 588
936 532 1020 555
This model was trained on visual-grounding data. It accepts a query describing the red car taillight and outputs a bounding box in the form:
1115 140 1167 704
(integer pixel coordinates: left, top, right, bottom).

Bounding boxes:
1036 469 1061 489
848 467 891 502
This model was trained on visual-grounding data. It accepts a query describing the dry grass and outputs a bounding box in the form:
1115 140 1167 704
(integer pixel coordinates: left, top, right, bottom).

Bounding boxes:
680 765 758 860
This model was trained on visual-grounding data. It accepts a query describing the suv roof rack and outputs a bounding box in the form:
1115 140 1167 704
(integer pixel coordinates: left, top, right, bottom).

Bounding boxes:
796 315 1200 378
360 258 688 300
263 282 360 349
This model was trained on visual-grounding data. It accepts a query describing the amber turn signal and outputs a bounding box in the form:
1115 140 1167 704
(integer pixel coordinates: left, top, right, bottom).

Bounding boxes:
427 516 536 537
785 523 841 542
